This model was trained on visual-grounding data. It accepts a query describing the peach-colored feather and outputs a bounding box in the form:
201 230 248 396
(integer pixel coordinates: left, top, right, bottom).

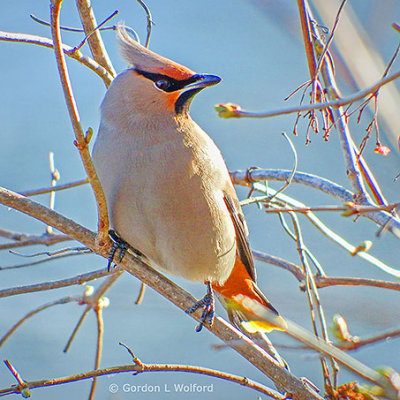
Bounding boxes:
117 25 194 80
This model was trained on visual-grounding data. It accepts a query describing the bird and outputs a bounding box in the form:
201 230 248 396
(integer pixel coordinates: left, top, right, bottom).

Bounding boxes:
92 26 285 333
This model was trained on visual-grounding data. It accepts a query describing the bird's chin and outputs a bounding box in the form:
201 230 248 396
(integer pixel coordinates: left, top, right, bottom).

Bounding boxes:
174 74 221 114
175 88 202 114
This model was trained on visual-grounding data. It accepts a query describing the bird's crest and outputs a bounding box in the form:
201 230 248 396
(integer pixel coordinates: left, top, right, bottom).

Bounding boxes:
117 25 195 80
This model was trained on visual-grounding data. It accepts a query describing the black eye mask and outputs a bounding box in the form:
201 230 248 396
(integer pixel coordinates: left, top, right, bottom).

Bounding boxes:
134 69 200 92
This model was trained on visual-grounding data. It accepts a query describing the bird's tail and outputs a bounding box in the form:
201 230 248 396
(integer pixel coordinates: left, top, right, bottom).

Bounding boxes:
213 258 286 334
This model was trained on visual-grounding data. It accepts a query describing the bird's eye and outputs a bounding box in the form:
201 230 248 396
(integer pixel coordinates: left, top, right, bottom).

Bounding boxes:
155 79 171 91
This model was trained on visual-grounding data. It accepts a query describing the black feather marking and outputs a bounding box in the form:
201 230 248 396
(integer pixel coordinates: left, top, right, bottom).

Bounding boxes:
134 69 199 92
223 192 256 282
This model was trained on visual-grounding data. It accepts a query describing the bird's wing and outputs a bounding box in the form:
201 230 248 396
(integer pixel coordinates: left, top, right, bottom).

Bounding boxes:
223 191 256 282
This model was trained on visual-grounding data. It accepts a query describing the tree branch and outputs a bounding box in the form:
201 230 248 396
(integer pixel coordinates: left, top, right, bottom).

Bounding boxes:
0 268 110 298
255 248 400 292
0 186 322 399
0 296 81 347
215 69 400 119
75 0 116 77
0 233 71 251
63 270 122 352
21 178 88 197
0 360 284 399
50 0 109 244
231 168 400 238
0 31 112 87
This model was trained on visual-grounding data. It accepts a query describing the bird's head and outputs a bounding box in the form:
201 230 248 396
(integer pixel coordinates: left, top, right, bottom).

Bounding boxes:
104 26 221 119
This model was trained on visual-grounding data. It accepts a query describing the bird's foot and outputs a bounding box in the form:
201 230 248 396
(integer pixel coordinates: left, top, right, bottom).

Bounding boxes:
107 229 129 271
186 282 215 332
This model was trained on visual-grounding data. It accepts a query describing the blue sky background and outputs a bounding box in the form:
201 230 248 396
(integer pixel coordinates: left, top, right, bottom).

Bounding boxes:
1 1 399 399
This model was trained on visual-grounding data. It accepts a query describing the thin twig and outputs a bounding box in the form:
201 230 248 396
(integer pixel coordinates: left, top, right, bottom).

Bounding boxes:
214 326 400 353
0 233 71 251
3 360 25 386
236 301 398 399
252 250 304 281
253 249 400 292
46 152 60 234
0 268 110 298
9 245 88 258
50 0 109 245
337 327 400 351
64 271 122 352
287 210 334 390
215 69 400 119
312 0 348 91
136 0 154 48
0 361 285 399
230 168 400 238
0 296 81 347
135 282 147 305
75 0 116 76
73 10 119 52
0 31 113 87
21 178 88 197
263 203 400 215
1 249 91 271
88 306 104 400
275 208 326 276
30 13 139 41
306 6 380 208
244 133 298 206
311 276 400 292
252 182 400 278
297 0 317 80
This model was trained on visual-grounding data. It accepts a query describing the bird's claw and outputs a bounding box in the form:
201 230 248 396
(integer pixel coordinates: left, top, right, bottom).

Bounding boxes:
186 282 215 332
107 229 128 271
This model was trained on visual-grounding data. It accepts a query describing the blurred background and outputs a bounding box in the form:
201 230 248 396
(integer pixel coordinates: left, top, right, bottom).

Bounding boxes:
1 1 399 399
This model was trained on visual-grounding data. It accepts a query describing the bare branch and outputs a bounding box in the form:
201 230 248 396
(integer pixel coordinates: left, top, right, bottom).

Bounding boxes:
249 180 400 278
30 13 140 42
50 0 109 244
0 268 110 298
215 69 400 119
0 296 81 347
231 168 400 238
64 271 122 352
135 282 147 304
263 203 400 215
21 178 88 197
1 248 90 271
75 0 116 77
305 6 387 207
0 186 322 400
0 31 112 87
254 249 400 292
311 276 400 292
0 233 70 251
338 327 400 351
88 306 104 400
297 0 317 80
136 0 154 48
0 360 285 399
73 10 119 53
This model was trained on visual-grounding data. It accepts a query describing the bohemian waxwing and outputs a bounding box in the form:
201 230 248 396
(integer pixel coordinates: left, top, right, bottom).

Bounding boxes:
92 26 284 333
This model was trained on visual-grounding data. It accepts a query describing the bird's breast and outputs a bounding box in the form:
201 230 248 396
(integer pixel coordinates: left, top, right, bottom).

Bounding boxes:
93 120 237 284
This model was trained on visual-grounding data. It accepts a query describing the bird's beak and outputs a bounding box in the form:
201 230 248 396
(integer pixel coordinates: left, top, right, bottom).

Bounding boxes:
183 74 221 91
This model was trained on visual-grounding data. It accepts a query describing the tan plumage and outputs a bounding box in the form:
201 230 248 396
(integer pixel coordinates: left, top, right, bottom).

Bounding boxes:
93 26 283 332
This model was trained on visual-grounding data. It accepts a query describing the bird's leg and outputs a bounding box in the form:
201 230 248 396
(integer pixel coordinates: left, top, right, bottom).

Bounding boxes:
107 230 146 271
186 281 215 332
107 229 129 271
